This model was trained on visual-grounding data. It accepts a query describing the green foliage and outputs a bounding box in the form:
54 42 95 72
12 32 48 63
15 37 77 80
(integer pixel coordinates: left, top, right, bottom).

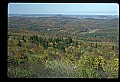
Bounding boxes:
77 67 101 78
8 16 119 78
8 34 119 78
104 58 119 78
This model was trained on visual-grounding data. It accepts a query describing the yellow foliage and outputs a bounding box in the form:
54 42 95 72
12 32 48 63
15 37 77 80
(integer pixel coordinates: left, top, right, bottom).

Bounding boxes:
29 48 35 52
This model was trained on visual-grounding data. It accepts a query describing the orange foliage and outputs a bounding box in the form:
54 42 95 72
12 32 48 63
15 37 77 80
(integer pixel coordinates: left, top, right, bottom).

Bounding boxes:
15 51 23 59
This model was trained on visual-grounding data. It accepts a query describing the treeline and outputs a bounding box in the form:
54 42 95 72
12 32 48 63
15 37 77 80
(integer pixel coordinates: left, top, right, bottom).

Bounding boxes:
29 35 77 51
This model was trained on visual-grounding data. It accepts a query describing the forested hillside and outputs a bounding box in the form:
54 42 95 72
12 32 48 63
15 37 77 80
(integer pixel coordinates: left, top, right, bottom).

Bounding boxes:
8 15 119 78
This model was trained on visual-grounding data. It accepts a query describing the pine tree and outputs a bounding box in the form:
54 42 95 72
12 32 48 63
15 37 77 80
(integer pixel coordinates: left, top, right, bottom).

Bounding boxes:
22 35 25 40
112 45 115 50
13 35 15 40
95 42 97 48
22 35 26 42
18 40 22 47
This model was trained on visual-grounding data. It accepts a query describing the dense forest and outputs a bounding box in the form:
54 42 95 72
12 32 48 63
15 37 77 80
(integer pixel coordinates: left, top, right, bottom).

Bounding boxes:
8 15 119 78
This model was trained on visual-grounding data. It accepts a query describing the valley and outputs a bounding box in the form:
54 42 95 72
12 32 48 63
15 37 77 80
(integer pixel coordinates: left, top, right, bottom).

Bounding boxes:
8 14 119 78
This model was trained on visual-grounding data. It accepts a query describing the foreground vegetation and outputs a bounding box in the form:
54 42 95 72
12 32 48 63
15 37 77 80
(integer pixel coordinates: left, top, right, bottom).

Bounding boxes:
8 34 119 78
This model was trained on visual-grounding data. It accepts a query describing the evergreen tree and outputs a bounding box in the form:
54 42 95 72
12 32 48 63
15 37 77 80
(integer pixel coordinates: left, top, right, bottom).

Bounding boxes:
95 42 97 48
18 40 22 47
13 35 15 40
112 45 115 50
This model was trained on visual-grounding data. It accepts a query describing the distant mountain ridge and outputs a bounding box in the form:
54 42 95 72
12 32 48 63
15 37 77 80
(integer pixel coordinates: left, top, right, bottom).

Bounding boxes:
8 14 119 19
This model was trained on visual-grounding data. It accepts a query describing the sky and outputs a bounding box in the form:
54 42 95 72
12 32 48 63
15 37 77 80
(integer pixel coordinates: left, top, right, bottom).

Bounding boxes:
8 3 119 15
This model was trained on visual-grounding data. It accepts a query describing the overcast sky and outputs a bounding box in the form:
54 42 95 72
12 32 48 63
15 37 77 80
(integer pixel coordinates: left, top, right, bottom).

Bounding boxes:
8 3 119 15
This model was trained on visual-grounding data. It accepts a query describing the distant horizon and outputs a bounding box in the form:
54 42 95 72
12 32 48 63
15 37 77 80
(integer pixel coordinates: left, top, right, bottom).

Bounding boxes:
8 13 119 16
8 3 119 15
